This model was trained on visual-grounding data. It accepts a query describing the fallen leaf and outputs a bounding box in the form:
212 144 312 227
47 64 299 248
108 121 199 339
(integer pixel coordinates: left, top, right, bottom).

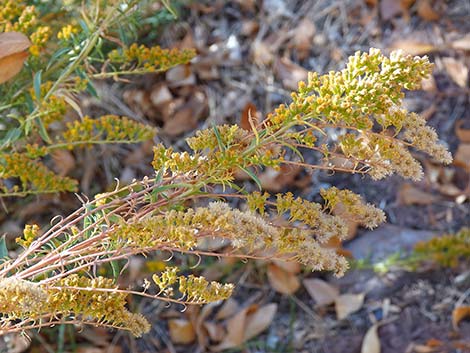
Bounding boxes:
292 18 316 60
455 120 470 143
163 92 206 136
454 144 470 171
333 202 359 240
52 149 75 176
335 293 365 320
389 40 437 56
244 303 277 341
272 259 301 274
251 40 274 66
267 263 300 294
168 319 196 344
397 183 439 205
240 102 259 131
204 321 225 342
150 84 173 106
0 50 29 84
303 278 340 306
451 34 470 51
452 305 470 330
361 324 381 353
417 0 440 21
0 32 31 59
442 57 469 88
259 165 302 192
215 298 240 320
213 306 248 350
166 64 196 87
274 57 308 90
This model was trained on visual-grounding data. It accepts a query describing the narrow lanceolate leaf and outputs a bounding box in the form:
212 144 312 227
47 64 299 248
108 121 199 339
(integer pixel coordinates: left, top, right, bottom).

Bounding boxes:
0 236 9 261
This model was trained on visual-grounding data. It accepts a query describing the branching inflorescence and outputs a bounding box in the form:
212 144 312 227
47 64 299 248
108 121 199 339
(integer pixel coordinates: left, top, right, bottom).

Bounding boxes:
0 41 452 338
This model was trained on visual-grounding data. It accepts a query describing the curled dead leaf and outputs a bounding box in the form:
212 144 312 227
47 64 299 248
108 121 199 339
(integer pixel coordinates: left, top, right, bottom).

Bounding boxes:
452 305 470 331
442 57 468 88
454 144 470 171
274 57 308 90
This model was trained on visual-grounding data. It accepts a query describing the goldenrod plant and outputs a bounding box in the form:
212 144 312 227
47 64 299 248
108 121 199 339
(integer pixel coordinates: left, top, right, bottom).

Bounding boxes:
0 39 453 336
0 0 194 197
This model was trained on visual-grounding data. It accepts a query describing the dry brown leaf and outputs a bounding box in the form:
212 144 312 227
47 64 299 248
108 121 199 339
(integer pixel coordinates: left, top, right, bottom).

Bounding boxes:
389 40 436 56
397 183 439 205
274 57 308 90
452 34 470 51
293 19 316 60
303 278 340 306
452 305 470 330
244 303 277 341
240 102 259 131
52 149 75 176
361 324 381 353
215 298 240 320
417 0 439 21
272 259 301 274
213 306 248 351
0 32 31 59
442 57 469 88
267 263 300 294
251 40 274 66
455 120 470 143
259 165 302 192
168 319 196 344
204 321 225 342
454 143 470 171
166 64 196 87
335 293 365 320
0 50 29 84
150 84 173 106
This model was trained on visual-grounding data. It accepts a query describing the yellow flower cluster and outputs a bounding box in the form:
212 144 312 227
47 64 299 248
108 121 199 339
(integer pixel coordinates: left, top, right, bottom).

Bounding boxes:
0 275 151 337
57 24 79 40
29 81 67 126
0 152 78 195
152 267 234 303
108 43 196 72
112 202 349 276
16 224 40 248
60 115 157 149
29 25 51 56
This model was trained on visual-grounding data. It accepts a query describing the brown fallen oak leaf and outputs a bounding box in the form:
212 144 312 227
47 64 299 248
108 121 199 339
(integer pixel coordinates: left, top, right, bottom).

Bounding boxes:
0 31 31 84
168 318 196 344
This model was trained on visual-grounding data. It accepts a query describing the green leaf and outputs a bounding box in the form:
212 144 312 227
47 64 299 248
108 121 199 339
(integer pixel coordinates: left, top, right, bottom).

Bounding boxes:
34 70 42 103
36 117 52 144
0 236 9 261
239 166 262 190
